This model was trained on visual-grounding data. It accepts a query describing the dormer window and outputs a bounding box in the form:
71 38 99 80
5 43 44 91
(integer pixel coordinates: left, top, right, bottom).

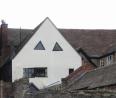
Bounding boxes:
100 59 104 67
34 41 45 50
107 55 113 65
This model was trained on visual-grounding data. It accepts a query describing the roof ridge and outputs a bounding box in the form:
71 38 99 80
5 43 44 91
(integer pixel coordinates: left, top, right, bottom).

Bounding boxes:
59 28 116 30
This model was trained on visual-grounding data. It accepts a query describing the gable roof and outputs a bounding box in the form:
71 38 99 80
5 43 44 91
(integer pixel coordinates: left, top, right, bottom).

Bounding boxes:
7 28 33 46
67 63 116 90
5 18 116 57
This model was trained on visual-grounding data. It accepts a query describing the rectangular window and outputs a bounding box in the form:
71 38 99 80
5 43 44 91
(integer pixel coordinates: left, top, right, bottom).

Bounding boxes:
107 55 113 65
23 67 47 78
69 68 74 74
100 59 104 67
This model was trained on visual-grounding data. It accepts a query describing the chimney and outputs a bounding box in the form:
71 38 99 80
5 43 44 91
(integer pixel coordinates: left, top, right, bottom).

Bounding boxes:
1 20 8 47
0 20 10 57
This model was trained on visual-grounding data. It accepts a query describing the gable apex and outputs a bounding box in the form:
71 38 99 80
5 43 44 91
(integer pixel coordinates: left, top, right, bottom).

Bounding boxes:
13 17 53 58
33 17 56 33
33 17 50 32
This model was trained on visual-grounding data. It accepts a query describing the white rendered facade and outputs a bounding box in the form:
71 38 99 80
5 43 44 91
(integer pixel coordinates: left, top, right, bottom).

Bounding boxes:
12 18 82 89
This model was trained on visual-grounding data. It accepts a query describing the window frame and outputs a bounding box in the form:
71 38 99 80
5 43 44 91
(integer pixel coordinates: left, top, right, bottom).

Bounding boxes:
53 42 63 51
107 55 113 65
34 41 45 50
23 67 47 78
100 59 104 67
69 68 74 74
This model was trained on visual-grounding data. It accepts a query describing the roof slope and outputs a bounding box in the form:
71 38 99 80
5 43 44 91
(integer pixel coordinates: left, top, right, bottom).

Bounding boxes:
6 27 116 56
8 18 48 56
8 28 32 46
62 64 95 89
68 63 116 90
60 29 116 56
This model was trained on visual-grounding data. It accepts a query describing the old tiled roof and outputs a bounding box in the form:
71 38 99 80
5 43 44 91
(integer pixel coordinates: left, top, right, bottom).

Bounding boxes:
6 28 116 56
7 28 32 46
63 64 95 81
7 17 47 56
62 64 95 89
68 63 116 90
60 29 116 56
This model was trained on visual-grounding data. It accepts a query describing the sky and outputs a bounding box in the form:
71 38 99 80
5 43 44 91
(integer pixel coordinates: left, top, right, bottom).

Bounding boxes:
0 0 116 29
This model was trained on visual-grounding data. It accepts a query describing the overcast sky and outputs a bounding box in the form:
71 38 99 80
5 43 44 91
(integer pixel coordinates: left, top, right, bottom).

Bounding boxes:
0 0 116 29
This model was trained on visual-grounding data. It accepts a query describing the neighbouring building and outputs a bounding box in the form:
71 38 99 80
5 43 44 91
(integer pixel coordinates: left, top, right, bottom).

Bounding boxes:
63 63 116 91
62 48 116 90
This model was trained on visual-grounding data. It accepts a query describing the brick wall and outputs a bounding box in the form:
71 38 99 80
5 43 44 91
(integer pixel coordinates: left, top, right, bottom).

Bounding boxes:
0 80 13 98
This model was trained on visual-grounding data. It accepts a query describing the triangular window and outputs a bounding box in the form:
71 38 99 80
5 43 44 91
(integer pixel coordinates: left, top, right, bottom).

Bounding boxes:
34 41 45 50
53 42 63 51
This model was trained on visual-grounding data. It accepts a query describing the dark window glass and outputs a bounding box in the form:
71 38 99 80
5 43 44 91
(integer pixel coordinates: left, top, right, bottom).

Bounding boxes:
34 41 45 50
69 68 74 74
53 42 63 51
0 49 1 56
23 67 47 78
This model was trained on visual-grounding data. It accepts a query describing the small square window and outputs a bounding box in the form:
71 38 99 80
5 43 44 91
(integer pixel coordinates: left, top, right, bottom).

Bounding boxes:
69 68 74 74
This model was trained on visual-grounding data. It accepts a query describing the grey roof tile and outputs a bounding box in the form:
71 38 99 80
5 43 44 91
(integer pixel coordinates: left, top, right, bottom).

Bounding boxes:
68 63 116 90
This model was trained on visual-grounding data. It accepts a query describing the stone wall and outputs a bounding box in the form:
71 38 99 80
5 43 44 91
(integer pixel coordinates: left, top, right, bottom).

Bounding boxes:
2 78 116 98
35 90 116 98
0 78 36 98
13 78 30 98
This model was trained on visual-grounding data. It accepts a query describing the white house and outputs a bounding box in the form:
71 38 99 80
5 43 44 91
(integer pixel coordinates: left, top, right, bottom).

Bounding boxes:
12 17 82 89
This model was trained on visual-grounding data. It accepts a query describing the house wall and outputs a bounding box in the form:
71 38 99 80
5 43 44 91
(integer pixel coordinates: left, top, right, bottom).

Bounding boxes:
12 18 82 89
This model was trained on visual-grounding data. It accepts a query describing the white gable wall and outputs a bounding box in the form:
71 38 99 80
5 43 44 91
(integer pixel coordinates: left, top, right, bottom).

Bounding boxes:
12 18 82 89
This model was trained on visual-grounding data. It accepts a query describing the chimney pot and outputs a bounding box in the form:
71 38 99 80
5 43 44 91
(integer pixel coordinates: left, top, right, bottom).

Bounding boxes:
1 20 6 24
